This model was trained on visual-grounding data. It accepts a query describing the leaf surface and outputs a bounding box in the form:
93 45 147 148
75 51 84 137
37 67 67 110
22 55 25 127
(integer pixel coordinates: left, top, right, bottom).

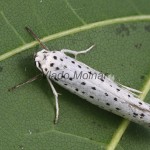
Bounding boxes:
0 0 150 150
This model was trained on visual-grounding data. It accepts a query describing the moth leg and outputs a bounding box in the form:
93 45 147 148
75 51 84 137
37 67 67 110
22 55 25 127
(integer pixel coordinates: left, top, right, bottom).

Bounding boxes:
47 77 59 124
61 45 95 59
119 84 142 94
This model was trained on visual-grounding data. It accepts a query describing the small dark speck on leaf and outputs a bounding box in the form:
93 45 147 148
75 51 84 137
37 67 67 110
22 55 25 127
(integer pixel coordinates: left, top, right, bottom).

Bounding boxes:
140 75 145 80
0 66 3 72
129 24 137 31
115 24 130 37
134 43 142 49
144 24 150 32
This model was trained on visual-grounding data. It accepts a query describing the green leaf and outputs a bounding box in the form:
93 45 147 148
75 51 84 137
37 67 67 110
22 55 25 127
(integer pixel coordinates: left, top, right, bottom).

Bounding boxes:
0 0 150 150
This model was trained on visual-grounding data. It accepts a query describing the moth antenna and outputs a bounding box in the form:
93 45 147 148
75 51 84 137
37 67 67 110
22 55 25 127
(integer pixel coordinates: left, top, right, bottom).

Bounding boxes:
25 26 49 50
8 73 43 92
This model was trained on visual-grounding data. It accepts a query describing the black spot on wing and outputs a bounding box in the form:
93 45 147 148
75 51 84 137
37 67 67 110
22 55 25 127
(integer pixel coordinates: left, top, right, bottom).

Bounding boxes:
53 56 57 60
78 65 81 68
75 88 78 91
106 103 110 106
50 63 54 67
81 82 86 85
88 71 92 75
100 78 104 82
140 113 145 117
91 87 96 90
116 88 120 91
114 97 117 101
56 67 59 70
64 65 67 69
133 113 138 117
90 96 94 99
69 77 73 81
105 93 108 96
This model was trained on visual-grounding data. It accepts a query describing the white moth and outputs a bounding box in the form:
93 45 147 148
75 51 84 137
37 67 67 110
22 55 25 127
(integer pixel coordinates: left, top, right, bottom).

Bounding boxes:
22 27 150 127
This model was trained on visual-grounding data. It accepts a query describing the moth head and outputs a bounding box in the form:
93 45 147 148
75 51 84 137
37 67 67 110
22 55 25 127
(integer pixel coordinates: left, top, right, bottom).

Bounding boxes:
34 49 49 74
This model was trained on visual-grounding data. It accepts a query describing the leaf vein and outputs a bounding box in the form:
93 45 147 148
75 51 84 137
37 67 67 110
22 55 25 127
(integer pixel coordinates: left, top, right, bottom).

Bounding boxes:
106 73 150 150
1 15 150 61
64 0 86 25
25 129 106 148
0 11 26 44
